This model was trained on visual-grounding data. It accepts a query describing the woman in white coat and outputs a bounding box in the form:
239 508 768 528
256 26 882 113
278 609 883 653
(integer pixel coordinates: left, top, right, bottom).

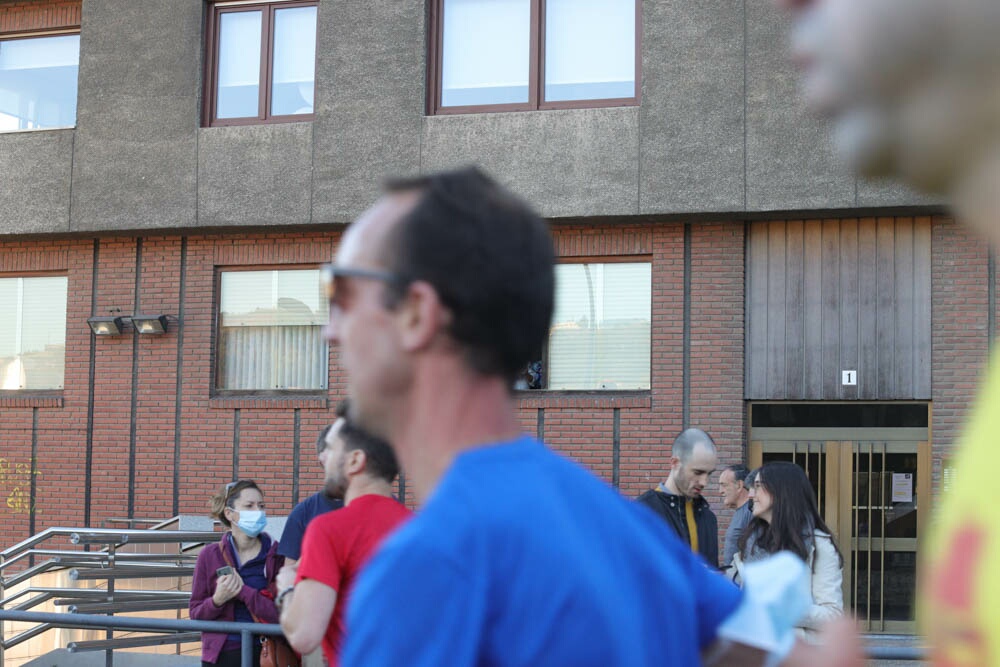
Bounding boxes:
731 461 844 639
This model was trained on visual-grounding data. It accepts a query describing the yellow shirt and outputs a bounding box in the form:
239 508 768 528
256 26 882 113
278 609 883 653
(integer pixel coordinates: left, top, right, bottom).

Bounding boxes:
921 352 1000 665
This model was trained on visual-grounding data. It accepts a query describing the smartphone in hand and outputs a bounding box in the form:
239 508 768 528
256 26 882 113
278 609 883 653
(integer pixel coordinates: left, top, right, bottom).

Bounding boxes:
216 566 234 577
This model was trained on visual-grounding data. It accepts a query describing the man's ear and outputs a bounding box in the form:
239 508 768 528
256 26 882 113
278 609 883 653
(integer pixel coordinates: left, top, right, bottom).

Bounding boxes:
397 280 451 351
345 448 365 475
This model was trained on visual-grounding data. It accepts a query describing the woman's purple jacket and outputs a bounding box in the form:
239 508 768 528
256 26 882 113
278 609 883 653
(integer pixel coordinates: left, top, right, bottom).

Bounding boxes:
189 531 284 663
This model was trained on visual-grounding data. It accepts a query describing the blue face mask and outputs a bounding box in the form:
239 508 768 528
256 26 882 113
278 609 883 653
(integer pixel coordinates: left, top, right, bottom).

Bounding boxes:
234 509 267 538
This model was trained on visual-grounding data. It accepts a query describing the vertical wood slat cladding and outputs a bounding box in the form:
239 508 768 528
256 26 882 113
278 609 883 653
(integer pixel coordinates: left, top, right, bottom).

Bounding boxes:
746 217 932 400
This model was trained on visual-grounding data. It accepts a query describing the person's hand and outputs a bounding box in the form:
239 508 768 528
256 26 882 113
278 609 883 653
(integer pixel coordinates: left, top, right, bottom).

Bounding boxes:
212 572 244 606
276 562 298 593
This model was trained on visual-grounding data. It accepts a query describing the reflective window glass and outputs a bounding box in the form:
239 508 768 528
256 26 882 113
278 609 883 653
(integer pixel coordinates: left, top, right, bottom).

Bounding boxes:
544 0 635 102
217 11 263 119
271 6 317 116
441 0 530 107
0 34 79 131
433 0 638 112
207 2 318 125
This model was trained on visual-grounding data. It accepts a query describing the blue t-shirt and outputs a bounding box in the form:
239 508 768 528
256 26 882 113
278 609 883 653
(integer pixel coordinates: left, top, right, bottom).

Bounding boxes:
342 436 742 667
278 491 343 560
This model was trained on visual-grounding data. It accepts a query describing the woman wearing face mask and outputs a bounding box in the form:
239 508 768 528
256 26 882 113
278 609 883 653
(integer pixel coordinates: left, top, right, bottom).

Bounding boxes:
730 461 844 640
190 480 283 666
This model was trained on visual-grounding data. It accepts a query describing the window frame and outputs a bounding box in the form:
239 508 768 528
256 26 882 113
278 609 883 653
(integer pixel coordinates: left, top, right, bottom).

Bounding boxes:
0 271 69 395
427 0 641 115
0 28 81 132
212 264 330 397
202 0 319 128
523 254 652 393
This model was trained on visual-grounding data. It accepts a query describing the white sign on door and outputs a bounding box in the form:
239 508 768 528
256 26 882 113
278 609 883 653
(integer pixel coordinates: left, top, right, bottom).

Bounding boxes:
842 370 858 386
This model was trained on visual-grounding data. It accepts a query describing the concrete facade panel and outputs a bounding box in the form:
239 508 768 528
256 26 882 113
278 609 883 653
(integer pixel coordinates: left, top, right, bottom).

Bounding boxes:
0 130 73 234
857 178 943 208
421 107 640 218
198 123 314 227
638 0 744 214
310 0 425 223
69 0 201 231
744 1 855 211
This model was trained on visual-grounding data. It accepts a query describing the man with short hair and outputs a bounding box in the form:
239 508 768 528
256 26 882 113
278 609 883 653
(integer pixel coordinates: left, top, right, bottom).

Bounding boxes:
636 429 720 566
277 417 346 567
277 419 346 667
328 166 861 666
774 0 1000 661
719 464 752 569
275 409 411 667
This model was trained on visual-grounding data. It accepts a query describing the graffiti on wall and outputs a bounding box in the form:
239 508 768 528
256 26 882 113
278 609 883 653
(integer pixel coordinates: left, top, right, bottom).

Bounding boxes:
0 458 41 515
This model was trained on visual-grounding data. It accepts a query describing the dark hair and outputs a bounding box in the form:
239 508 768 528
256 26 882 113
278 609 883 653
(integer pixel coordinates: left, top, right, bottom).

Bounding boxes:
724 465 750 484
380 166 555 384
315 423 334 455
209 480 262 528
314 400 351 454
340 416 400 483
738 462 843 567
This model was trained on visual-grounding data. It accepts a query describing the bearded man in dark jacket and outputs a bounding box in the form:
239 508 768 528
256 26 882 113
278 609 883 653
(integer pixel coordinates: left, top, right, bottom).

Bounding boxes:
636 428 719 567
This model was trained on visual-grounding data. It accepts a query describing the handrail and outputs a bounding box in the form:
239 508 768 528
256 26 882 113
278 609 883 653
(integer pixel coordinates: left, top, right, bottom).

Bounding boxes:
0 609 925 663
0 527 220 560
68 632 202 652
1 549 196 571
1 523 222 667
0 610 283 667
70 529 221 546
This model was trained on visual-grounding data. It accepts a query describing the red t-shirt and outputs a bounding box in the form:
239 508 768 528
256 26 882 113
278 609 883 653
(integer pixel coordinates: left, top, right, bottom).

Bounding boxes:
296 494 412 666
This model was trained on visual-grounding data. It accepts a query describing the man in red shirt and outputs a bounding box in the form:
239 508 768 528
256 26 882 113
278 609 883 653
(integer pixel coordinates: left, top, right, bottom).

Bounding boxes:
276 407 412 666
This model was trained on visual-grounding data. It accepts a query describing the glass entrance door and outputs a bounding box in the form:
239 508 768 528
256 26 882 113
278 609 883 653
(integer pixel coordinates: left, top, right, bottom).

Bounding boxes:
749 436 930 633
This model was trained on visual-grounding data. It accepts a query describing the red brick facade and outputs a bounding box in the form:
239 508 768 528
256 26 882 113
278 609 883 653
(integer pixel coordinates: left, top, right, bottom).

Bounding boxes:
0 0 80 34
931 218 995 493
0 216 991 551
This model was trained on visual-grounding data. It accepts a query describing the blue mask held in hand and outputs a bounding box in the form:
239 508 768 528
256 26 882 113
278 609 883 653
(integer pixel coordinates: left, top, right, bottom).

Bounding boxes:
235 510 267 538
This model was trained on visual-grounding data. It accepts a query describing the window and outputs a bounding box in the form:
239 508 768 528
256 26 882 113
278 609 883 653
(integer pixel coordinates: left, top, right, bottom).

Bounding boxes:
521 261 650 391
217 268 329 391
0 32 80 131
429 0 639 114
204 1 318 126
0 276 68 390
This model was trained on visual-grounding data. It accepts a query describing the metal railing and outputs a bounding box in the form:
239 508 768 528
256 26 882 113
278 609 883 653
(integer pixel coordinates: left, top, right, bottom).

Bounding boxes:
0 609 928 663
0 610 281 667
0 525 221 666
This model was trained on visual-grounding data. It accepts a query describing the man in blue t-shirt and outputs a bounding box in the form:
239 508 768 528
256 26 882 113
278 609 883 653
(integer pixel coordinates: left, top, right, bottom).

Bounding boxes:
325 167 862 666
278 418 345 565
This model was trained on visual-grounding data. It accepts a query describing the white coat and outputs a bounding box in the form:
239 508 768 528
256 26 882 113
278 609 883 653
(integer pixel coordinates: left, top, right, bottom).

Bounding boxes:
730 529 844 639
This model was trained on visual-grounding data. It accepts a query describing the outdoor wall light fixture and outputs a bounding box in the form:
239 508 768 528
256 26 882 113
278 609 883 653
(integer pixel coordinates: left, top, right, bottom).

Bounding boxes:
87 314 171 336
130 314 169 335
87 316 124 336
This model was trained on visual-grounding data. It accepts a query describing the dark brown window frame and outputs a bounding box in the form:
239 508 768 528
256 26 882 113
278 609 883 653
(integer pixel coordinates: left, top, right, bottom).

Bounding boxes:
202 0 318 128
427 0 641 115
212 263 330 396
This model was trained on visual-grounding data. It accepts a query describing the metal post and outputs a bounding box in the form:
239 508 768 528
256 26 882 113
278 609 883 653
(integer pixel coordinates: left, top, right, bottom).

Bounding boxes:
241 628 254 667
106 543 115 667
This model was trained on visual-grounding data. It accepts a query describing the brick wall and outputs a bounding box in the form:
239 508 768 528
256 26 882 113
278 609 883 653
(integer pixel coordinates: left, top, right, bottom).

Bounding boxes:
0 0 80 33
931 217 994 493
0 217 988 557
